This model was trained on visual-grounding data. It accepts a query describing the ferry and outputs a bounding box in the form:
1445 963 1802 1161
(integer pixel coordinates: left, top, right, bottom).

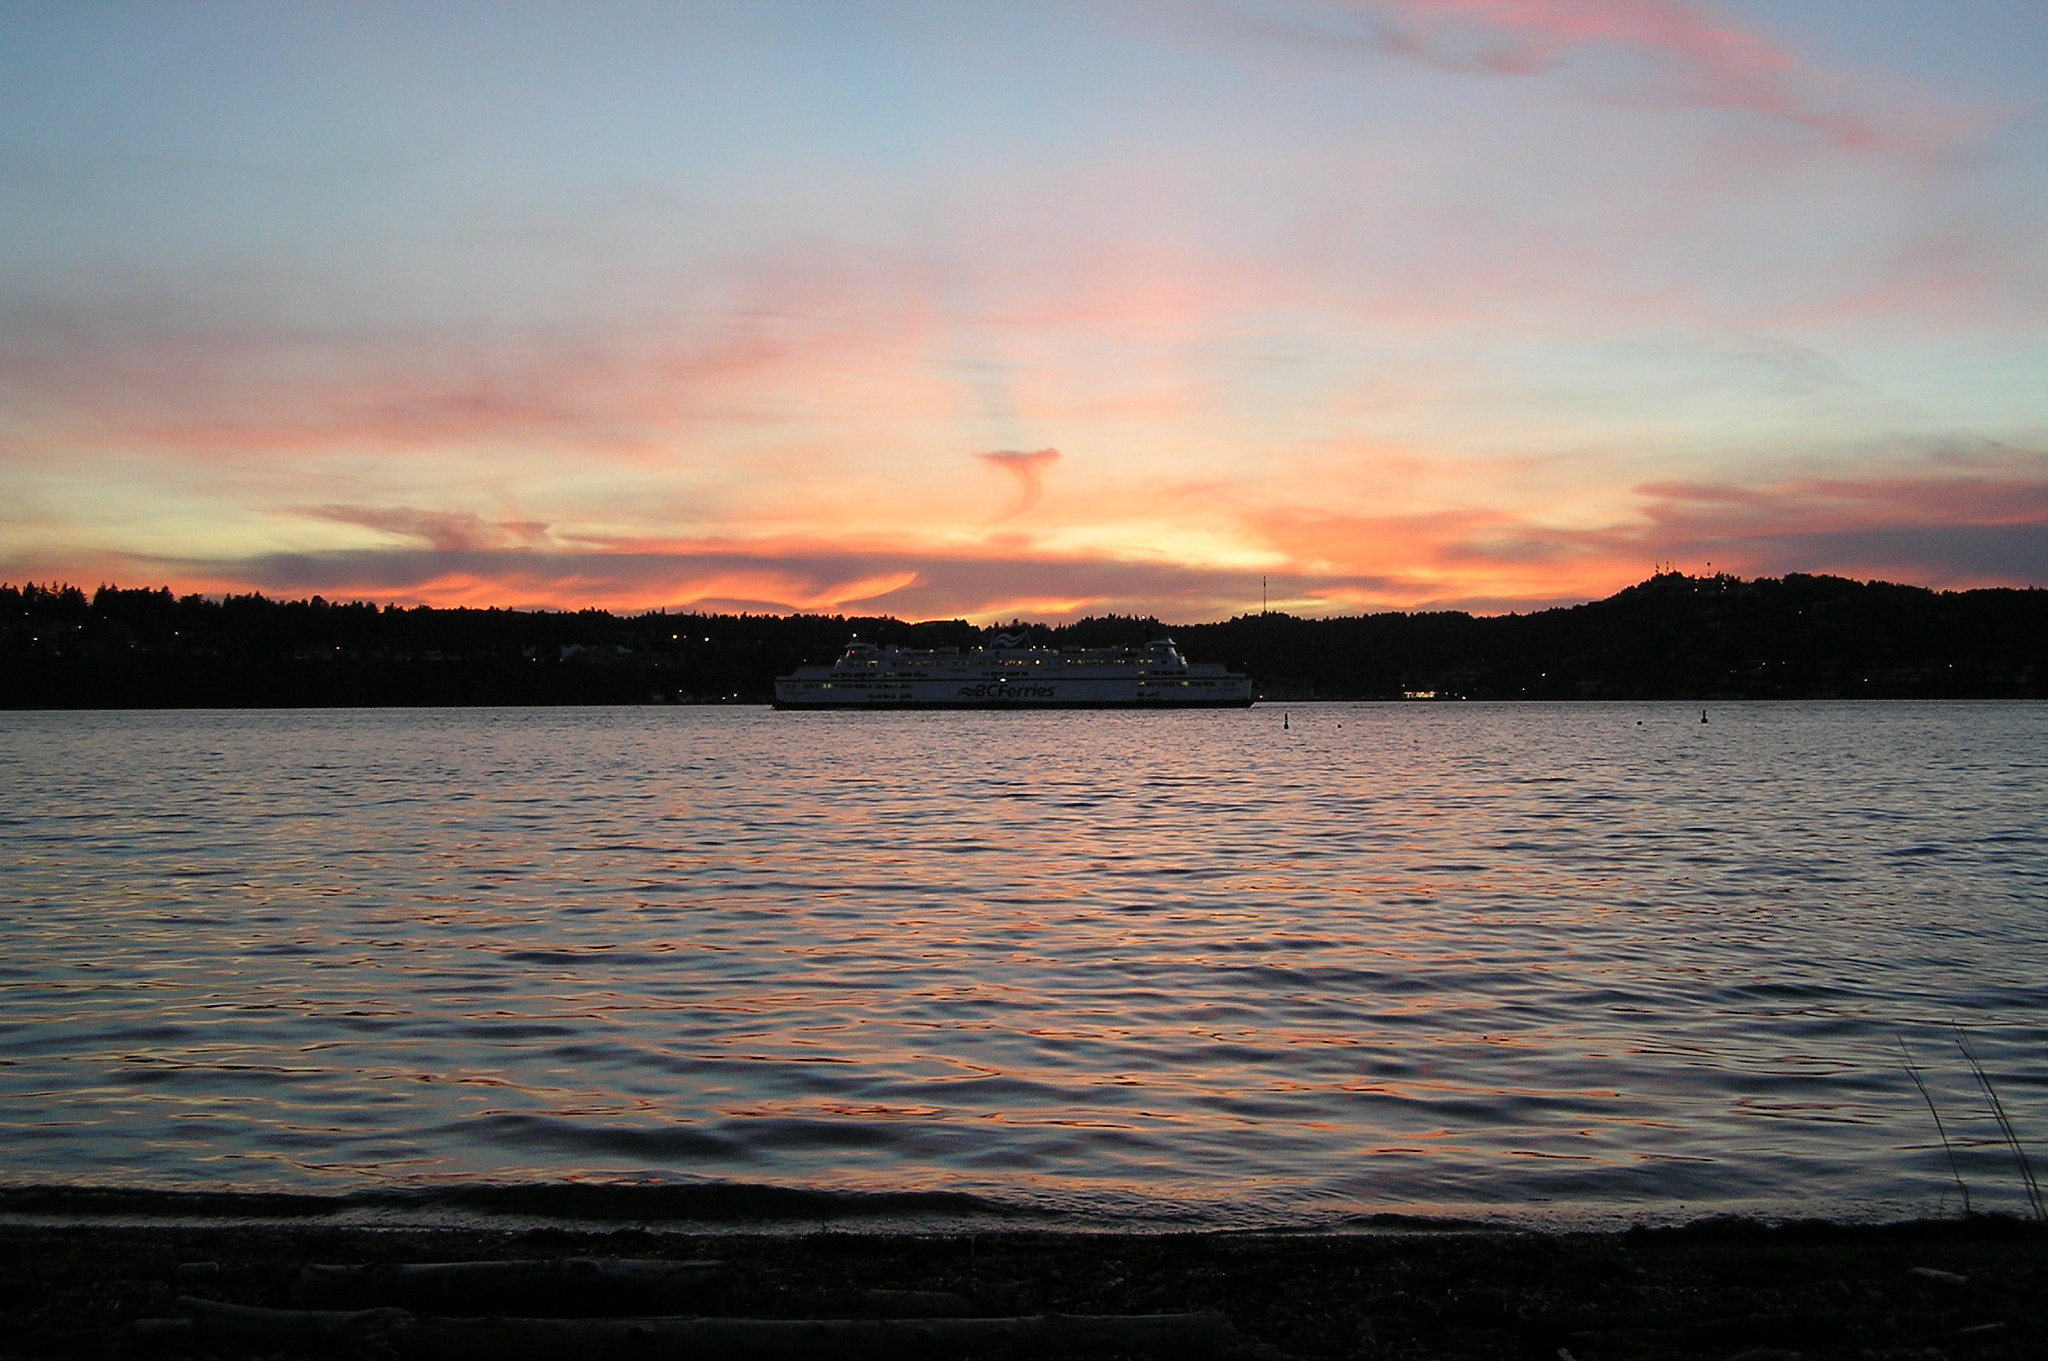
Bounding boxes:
773 635 1253 709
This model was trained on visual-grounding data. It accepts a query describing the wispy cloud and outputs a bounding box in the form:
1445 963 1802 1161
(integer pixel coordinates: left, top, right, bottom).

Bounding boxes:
298 505 554 553
0 233 951 467
1625 455 2048 581
1219 0 1970 153
976 448 1062 518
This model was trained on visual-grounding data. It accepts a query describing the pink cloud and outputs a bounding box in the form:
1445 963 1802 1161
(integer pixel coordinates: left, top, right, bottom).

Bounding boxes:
1377 0 1793 76
976 448 1062 518
1239 0 1968 154
1616 461 2048 584
0 234 957 468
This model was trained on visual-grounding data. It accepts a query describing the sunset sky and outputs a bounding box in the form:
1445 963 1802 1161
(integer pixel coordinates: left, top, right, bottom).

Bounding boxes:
4 1 2045 621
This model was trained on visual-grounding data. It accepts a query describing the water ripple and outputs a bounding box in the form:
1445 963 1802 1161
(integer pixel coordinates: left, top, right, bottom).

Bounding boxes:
1 701 2045 1227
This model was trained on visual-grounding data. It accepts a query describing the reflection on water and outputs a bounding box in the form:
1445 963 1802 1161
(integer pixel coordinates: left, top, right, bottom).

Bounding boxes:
1 703 2044 1226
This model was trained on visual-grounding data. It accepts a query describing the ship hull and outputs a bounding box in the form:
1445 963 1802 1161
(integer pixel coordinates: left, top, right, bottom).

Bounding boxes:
774 697 1255 709
773 676 1253 709
774 637 1253 709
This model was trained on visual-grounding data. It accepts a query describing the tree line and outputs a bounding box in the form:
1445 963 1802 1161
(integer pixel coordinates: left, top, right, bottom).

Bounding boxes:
2 571 2043 706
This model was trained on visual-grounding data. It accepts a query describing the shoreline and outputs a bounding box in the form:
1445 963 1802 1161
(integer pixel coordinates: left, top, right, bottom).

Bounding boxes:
4 1191 2040 1358
0 1182 1989 1237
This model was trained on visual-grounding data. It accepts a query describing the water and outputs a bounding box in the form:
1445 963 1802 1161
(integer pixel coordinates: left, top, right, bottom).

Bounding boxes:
2 703 2043 1228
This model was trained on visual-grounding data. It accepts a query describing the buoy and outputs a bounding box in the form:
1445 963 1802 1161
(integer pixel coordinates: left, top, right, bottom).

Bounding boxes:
1701 709 1708 724
1284 712 1290 729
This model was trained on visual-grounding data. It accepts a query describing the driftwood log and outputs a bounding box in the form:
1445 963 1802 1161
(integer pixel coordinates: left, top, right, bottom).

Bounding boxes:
293 1259 973 1319
292 1258 726 1315
178 1297 1259 1359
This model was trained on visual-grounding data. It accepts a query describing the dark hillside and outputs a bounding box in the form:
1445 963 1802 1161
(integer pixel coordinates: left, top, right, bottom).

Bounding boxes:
1176 573 2047 699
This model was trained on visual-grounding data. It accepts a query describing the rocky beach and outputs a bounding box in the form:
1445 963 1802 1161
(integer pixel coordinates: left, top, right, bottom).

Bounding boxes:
3 1199 2041 1359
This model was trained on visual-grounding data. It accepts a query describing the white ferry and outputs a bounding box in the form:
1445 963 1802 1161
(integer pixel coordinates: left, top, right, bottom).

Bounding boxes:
773 635 1253 709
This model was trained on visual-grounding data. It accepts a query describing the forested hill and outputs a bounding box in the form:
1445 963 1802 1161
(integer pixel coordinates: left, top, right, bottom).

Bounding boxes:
2 571 2043 706
1166 572 2046 701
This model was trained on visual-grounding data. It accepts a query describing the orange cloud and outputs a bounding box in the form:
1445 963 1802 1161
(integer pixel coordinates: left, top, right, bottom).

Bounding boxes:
976 448 1062 518
1210 449 2048 606
24 451 2042 626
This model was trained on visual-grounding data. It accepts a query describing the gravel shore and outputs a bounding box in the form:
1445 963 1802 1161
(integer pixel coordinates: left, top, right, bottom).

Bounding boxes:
3 1206 2042 1358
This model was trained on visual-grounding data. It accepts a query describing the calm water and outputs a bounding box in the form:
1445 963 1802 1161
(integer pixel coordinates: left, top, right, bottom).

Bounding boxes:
2 703 2044 1228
